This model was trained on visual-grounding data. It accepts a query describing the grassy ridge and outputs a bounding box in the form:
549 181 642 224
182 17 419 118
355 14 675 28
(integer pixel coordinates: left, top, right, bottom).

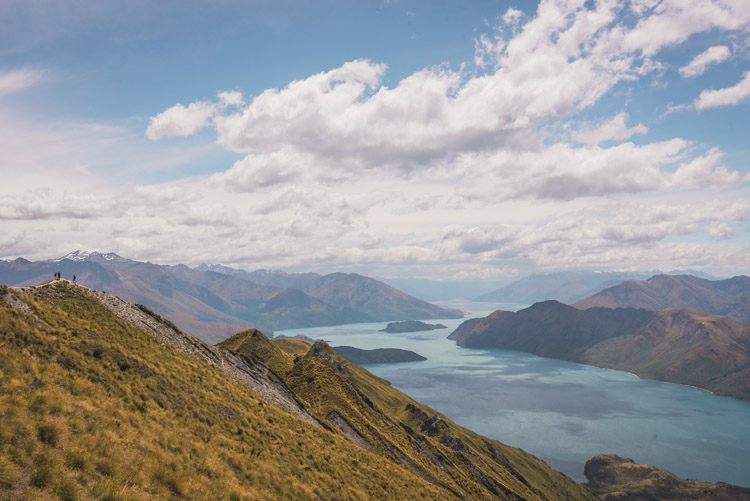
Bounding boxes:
0 283 447 500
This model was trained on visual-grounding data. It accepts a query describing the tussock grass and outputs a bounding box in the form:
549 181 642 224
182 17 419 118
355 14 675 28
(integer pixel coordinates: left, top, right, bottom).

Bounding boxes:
0 284 445 500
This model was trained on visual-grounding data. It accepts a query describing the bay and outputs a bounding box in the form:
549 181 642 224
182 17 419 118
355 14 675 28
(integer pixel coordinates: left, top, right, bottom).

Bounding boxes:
278 300 750 487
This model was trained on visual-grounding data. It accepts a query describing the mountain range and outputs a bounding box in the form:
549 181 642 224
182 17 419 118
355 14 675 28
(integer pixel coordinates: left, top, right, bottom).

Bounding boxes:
0 252 461 343
573 274 750 322
0 280 595 500
474 270 720 305
449 300 750 400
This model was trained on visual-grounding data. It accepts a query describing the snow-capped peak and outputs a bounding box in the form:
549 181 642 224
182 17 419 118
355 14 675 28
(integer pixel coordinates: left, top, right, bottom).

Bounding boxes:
53 250 127 263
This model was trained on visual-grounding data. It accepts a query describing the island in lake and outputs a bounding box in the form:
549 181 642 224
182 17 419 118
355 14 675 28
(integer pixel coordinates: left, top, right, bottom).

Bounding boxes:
380 320 447 333
333 346 427 365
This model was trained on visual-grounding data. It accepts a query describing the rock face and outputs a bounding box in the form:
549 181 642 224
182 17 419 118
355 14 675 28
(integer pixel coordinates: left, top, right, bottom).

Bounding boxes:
585 454 750 500
332 346 427 364
0 253 462 342
573 274 750 322
449 301 750 400
0 280 596 500
379 320 447 333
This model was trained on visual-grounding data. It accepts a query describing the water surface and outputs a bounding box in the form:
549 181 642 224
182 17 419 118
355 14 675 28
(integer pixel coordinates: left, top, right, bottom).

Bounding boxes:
279 300 750 486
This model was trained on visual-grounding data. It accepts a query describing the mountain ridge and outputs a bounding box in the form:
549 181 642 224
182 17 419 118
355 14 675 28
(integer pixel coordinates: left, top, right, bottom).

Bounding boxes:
449 301 750 400
0 252 461 342
573 274 750 322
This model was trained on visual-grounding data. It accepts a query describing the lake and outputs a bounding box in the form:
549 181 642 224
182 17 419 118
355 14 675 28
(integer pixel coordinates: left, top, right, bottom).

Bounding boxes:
278 300 750 487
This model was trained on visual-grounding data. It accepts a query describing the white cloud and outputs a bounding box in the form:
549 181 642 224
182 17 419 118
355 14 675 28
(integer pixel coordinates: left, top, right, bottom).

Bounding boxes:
436 139 718 201
679 45 731 78
218 90 244 107
570 112 648 145
7 0 750 279
705 221 735 239
695 71 750 109
622 0 750 57
146 100 217 140
153 0 750 185
670 147 739 189
0 67 45 96
502 7 523 25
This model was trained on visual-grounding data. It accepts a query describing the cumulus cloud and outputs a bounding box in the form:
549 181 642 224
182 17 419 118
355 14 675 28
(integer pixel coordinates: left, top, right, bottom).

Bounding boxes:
147 90 246 140
679 45 731 78
438 139 712 201
0 67 45 96
570 112 648 145
670 147 739 189
146 100 217 140
622 0 750 56
149 0 750 195
22 0 744 277
695 71 750 109
705 221 735 239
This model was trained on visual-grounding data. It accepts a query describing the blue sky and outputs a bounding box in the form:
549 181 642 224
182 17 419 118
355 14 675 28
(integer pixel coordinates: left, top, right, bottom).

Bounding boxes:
1 0 749 279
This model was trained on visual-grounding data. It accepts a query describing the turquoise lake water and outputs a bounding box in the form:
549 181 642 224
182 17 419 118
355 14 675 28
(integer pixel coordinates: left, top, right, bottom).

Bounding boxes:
278 300 750 487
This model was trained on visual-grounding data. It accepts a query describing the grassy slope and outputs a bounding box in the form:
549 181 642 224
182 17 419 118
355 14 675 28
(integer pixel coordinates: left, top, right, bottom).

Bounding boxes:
214 313 594 499
0 283 449 500
218 329 295 378
236 338 595 500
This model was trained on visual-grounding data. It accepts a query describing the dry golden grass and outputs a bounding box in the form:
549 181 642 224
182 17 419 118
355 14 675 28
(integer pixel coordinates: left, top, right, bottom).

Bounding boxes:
0 284 447 500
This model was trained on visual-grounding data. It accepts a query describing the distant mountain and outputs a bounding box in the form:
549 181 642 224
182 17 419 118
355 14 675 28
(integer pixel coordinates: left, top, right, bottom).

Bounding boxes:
377 277 508 301
449 301 750 400
52 250 129 263
573 274 750 322
196 265 322 290
474 270 719 305
380 320 447 333
0 252 461 342
585 454 750 500
196 264 463 322
332 346 427 364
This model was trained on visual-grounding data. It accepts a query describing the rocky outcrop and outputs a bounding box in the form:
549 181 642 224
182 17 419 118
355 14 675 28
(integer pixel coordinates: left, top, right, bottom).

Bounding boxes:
585 454 750 500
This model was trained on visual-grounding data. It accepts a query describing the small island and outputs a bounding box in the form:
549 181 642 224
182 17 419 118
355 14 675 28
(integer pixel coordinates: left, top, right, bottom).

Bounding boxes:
333 346 427 365
380 320 447 333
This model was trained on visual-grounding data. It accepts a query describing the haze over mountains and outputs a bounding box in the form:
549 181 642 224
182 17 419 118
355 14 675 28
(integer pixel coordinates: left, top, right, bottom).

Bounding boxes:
0 251 461 343
474 270 720 305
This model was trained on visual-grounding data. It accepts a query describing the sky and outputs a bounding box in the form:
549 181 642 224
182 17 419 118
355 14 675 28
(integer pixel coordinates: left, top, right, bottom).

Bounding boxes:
1 0 749 280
